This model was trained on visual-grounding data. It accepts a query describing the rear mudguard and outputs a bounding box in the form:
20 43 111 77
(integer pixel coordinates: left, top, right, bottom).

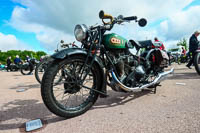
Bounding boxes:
51 48 107 97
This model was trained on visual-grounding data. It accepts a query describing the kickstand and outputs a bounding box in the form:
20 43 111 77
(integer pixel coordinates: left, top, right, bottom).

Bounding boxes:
153 86 157 94
153 84 161 94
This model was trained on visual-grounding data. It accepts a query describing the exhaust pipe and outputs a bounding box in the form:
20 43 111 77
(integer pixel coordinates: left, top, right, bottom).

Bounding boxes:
111 68 174 92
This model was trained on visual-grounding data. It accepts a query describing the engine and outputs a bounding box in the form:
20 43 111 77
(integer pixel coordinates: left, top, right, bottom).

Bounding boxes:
108 50 147 91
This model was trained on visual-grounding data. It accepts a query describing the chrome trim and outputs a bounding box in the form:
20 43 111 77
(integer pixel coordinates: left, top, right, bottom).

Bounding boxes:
74 24 88 42
145 49 156 60
111 68 174 92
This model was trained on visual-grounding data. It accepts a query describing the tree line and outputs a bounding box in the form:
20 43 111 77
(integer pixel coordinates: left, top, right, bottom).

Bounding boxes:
0 50 47 64
168 38 188 52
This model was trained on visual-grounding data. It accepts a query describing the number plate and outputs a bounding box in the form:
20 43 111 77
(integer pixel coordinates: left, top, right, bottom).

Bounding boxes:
26 119 43 132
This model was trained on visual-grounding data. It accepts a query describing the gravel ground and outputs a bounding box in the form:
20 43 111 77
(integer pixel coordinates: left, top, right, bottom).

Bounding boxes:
0 64 200 133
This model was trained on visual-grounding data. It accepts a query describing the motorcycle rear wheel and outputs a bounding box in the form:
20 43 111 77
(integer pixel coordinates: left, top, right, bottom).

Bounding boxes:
194 52 200 75
41 55 101 118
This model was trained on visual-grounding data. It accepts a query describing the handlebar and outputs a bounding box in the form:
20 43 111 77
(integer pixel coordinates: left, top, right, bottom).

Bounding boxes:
99 10 147 29
123 16 137 21
61 44 69 48
60 41 78 48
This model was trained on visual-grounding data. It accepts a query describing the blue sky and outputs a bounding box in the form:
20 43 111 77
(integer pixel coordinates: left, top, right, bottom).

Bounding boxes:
0 0 200 52
183 0 200 10
0 0 45 51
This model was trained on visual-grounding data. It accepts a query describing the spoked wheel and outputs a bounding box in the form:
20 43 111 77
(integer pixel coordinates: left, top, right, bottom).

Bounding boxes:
35 58 62 84
194 52 200 75
20 64 33 75
35 60 49 84
41 55 101 118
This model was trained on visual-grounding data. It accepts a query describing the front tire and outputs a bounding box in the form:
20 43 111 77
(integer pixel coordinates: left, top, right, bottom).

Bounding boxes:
20 64 33 75
35 59 50 84
194 52 200 75
41 55 101 118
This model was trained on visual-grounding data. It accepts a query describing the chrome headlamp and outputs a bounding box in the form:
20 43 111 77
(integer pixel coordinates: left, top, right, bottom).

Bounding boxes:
74 24 88 42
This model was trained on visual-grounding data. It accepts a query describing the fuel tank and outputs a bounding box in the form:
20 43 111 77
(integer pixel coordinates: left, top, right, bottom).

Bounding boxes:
102 33 128 49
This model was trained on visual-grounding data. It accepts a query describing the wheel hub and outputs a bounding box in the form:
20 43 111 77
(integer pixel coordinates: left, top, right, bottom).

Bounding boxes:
64 77 81 94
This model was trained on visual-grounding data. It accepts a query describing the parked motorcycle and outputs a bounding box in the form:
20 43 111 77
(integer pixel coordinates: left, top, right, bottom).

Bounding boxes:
194 45 200 75
41 11 174 118
8 63 22 71
35 40 78 84
179 54 189 64
20 58 39 75
0 64 6 71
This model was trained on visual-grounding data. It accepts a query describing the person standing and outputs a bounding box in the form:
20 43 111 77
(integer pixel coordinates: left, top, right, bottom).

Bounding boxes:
181 47 186 56
154 37 165 50
25 55 30 62
6 56 12 72
186 31 200 69
14 55 22 65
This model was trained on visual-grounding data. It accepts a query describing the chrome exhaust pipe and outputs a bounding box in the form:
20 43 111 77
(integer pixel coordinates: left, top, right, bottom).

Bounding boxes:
111 68 174 92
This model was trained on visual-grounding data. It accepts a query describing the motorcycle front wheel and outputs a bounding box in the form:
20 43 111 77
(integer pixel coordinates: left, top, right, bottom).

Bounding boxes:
20 64 33 75
41 55 101 118
194 52 200 75
35 60 49 84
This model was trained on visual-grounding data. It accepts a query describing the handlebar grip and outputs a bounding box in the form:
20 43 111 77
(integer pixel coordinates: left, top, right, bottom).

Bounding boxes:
123 16 137 21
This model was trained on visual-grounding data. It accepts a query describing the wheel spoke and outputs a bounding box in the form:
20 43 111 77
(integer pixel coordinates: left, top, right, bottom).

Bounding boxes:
53 88 65 91
82 85 95 91
54 80 76 86
55 91 65 98
62 93 69 100
62 69 75 80
64 95 71 107
50 58 97 111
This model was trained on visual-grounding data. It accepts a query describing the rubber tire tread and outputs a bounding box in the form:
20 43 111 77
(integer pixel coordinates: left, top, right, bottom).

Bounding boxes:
194 52 200 75
41 55 100 118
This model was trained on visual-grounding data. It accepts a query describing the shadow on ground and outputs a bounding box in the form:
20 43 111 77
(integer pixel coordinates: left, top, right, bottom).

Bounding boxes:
168 71 200 80
0 89 152 131
0 99 65 131
93 90 152 109
9 84 40 90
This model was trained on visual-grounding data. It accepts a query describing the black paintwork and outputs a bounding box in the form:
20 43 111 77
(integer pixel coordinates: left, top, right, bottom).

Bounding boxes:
51 48 107 97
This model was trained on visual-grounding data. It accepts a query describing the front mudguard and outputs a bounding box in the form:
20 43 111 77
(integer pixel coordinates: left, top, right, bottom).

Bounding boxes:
51 48 107 97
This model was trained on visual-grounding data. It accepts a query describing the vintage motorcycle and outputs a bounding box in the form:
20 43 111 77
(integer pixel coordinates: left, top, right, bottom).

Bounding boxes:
20 58 39 75
41 11 174 118
194 45 200 75
35 40 78 84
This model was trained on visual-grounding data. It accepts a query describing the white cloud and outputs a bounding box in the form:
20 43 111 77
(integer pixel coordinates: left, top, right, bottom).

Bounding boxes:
35 27 76 52
8 0 196 51
0 32 32 51
160 6 200 40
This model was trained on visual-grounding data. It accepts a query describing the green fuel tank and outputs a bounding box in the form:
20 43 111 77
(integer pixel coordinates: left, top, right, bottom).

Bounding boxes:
102 33 128 49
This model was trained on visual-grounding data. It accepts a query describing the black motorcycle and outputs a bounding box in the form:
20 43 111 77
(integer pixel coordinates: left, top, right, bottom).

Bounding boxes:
21 58 38 75
41 11 174 118
9 63 22 71
35 40 78 84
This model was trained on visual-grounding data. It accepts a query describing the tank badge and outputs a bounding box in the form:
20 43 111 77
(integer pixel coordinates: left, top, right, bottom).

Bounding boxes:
110 37 121 44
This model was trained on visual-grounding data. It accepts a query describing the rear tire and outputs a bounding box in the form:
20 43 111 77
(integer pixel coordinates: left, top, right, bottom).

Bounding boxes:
41 55 101 118
194 52 200 75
